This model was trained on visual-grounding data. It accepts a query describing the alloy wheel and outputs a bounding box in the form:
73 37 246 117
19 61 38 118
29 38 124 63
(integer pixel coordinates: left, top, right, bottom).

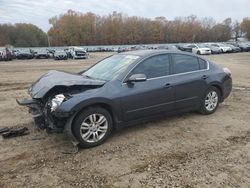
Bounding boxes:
80 113 108 143
205 91 218 111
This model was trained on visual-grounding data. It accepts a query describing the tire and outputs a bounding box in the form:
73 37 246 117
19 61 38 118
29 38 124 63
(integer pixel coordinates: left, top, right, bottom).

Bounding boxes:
72 107 113 148
199 86 221 115
197 51 201 55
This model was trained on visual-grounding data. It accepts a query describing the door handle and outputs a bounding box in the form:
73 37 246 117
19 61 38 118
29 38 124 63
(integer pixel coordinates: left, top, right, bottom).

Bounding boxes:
202 75 208 79
164 83 172 88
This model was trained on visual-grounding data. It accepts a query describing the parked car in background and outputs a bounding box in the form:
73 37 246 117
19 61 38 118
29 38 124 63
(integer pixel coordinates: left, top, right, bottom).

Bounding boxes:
16 49 34 59
34 49 49 59
117 47 128 53
211 43 232 53
166 45 180 51
187 44 211 55
47 49 56 58
176 44 193 52
54 50 68 60
204 44 222 54
234 43 250 52
0 50 3 61
64 48 71 57
11 49 19 59
69 47 88 59
226 44 241 53
0 47 12 61
17 50 232 148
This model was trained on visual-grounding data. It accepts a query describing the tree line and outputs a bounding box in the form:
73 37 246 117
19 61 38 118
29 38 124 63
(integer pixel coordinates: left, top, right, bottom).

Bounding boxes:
0 23 48 47
1 10 250 47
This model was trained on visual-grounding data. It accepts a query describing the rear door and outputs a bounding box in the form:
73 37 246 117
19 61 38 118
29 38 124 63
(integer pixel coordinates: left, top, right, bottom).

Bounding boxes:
120 54 175 121
171 54 209 109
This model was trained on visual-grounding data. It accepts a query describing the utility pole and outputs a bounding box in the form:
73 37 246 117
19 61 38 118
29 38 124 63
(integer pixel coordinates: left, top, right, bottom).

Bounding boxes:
47 34 51 47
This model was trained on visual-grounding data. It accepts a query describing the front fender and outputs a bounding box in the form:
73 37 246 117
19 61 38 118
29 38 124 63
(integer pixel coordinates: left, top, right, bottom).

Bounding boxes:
55 95 115 114
54 95 121 129
54 83 122 120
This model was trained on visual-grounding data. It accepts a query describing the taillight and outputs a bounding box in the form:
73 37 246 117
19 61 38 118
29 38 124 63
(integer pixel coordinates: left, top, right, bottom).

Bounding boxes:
223 67 232 77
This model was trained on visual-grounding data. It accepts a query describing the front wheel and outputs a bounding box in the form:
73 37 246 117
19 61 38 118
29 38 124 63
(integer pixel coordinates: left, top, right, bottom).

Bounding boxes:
72 107 113 148
199 87 220 115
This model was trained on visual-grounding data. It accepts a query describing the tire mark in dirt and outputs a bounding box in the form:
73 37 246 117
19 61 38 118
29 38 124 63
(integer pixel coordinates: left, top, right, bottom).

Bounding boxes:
117 130 250 186
0 82 31 87
0 82 31 92
226 131 250 144
232 85 250 91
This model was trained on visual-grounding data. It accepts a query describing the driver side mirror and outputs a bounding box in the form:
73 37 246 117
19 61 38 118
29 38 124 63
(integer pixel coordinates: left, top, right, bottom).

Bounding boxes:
127 74 147 83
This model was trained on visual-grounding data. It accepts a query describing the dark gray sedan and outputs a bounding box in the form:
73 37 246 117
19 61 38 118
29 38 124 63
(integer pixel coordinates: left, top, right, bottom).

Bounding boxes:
17 50 232 148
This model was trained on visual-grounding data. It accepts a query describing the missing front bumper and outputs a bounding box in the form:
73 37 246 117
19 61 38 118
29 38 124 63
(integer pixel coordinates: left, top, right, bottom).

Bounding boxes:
16 98 46 129
16 98 79 146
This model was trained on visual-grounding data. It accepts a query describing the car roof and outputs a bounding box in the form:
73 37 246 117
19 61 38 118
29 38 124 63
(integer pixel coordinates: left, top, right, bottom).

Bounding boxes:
120 49 196 57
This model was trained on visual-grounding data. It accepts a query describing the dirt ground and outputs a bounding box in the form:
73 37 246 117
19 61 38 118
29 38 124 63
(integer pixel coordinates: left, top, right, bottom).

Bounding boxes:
0 52 249 188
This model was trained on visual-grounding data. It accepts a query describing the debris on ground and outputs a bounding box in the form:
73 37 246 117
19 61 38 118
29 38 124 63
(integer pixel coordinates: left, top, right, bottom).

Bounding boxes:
1 127 29 138
0 127 10 134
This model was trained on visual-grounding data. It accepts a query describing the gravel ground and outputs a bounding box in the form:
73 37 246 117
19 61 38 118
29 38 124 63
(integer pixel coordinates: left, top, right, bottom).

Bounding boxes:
0 52 249 187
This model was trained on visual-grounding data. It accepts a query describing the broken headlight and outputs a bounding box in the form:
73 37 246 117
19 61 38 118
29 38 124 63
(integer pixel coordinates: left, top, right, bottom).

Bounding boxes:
50 94 66 112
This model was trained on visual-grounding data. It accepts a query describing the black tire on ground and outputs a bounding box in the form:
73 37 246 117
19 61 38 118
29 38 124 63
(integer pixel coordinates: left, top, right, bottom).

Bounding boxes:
197 51 201 55
72 106 113 148
199 86 221 115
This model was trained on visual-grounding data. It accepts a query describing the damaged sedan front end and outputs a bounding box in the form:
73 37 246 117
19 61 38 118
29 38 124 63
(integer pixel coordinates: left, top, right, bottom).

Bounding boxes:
17 70 106 133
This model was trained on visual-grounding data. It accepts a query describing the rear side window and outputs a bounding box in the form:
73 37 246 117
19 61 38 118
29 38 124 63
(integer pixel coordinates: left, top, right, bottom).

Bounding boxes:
131 54 170 79
172 54 199 74
198 58 208 70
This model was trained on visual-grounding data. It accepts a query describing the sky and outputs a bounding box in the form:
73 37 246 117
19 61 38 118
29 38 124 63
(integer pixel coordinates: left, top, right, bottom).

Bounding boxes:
0 0 249 32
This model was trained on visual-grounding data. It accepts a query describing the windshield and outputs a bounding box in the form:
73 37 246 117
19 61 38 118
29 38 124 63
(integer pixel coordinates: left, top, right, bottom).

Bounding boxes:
83 54 140 81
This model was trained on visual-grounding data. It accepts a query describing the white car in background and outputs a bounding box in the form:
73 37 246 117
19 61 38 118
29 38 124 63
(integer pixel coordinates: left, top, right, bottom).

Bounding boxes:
187 44 211 55
68 47 88 59
211 43 232 53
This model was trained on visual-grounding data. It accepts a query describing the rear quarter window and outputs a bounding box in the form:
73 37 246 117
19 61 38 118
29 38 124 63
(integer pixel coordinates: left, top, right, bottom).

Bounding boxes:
198 58 208 70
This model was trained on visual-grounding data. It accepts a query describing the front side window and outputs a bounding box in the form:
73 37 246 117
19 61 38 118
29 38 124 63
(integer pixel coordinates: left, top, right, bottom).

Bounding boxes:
131 54 170 79
172 54 199 74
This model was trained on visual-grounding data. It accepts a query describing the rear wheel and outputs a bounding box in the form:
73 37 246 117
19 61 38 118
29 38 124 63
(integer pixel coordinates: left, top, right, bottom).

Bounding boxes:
72 107 113 148
199 86 220 115
197 51 201 55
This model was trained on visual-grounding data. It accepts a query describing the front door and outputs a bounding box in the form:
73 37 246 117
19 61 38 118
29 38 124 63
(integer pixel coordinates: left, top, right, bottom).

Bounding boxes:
120 54 175 121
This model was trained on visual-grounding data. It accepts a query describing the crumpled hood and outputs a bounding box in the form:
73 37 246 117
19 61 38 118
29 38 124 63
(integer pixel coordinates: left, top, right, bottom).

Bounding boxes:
28 70 106 99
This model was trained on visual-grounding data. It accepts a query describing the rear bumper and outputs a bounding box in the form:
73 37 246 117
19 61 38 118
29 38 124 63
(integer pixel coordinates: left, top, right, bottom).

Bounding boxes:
222 76 232 100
